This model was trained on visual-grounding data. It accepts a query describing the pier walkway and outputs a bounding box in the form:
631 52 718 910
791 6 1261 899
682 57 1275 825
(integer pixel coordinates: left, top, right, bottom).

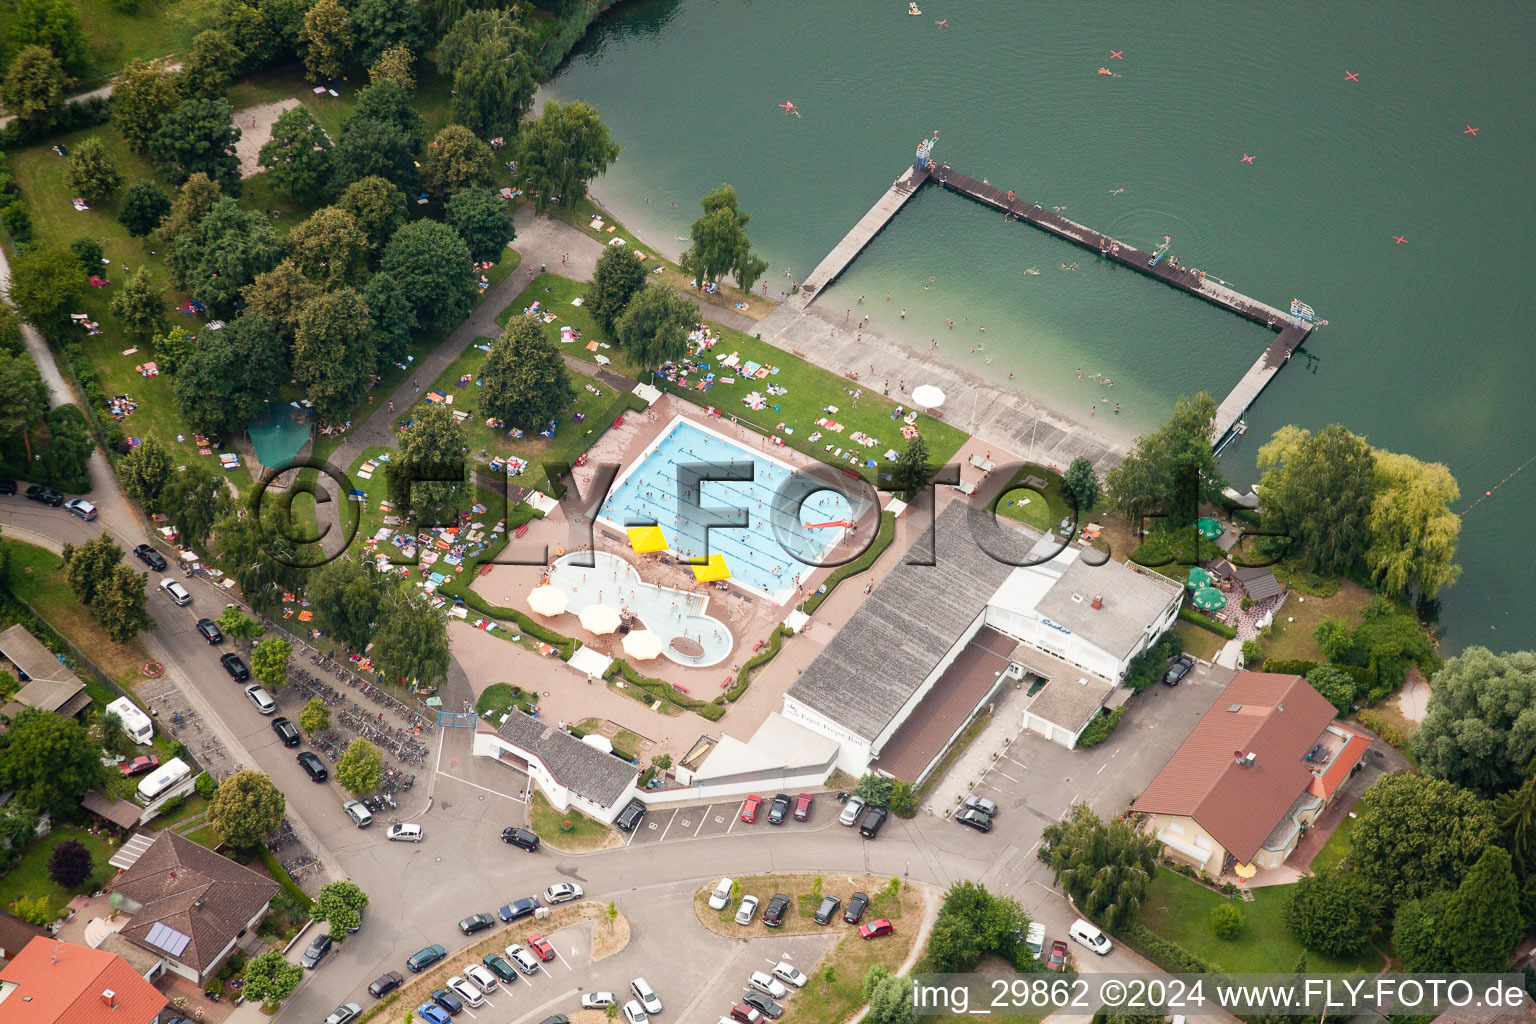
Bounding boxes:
794 163 929 309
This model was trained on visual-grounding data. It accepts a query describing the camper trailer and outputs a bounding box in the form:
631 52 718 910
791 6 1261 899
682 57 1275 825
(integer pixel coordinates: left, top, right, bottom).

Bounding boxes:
137 757 192 803
105 696 154 745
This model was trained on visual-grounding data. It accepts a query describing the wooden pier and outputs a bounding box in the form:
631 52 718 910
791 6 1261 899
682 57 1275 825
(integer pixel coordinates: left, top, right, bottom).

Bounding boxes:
794 163 929 309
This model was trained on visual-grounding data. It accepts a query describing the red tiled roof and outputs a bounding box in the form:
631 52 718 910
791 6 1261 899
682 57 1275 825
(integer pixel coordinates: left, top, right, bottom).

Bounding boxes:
0 937 166 1024
1131 673 1339 863
1312 722 1372 800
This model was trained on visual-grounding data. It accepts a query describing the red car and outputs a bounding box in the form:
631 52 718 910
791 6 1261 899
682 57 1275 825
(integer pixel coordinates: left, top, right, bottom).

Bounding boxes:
1046 940 1068 971
119 754 160 777
740 795 763 823
858 918 893 940
527 934 555 962
792 794 813 821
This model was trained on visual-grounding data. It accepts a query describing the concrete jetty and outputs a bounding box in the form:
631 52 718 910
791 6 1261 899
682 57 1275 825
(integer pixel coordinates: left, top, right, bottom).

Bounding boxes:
794 164 929 309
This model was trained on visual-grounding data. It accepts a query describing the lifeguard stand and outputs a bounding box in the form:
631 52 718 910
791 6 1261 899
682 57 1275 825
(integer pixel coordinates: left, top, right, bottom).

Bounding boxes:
914 133 938 172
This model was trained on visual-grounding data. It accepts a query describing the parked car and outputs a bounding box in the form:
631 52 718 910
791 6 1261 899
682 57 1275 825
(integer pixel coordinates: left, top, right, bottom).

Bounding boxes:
734 894 760 925
762 893 790 928
506 944 540 974
582 992 617 1009
1069 918 1112 955
772 962 807 988
459 913 496 935
538 1017 571 1024
858 919 894 940
767 793 792 825
501 826 540 851
843 891 869 924
159 577 192 605
792 794 813 821
300 934 333 969
133 544 167 570
962 795 999 817
63 498 97 520
731 1003 762 1024
407 945 447 972
708 877 734 910
839 794 867 826
742 990 784 1019
243 683 275 714
482 953 518 983
343 800 373 828
1046 940 1068 971
812 895 842 925
0 478 14 495
195 618 224 644
955 808 992 833
739 795 762 822
623 1001 649 1024
615 797 647 832
630 977 662 1014
748 972 787 1000
387 822 423 842
446 976 484 1008
544 882 583 904
297 751 328 781
368 971 404 997
416 1004 452 1024
1024 922 1046 961
271 717 300 746
325 1003 362 1024
220 653 249 681
1163 653 1195 686
859 806 888 838
25 485 62 506
528 934 555 961
498 897 539 922
119 754 160 777
463 963 498 994
431 989 464 1016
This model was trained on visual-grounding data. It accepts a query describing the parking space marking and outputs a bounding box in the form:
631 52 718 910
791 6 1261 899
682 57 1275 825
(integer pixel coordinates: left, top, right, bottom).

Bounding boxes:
550 945 574 972
991 769 1022 783
656 809 684 842
666 812 692 841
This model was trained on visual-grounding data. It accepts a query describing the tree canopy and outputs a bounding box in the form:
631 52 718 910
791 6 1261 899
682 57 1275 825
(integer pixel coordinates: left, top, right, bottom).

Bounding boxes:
1283 868 1374 957
1413 647 1536 797
258 106 335 203
287 206 368 288
390 402 467 522
12 0 86 71
338 175 406 253
151 96 243 192
423 124 494 195
614 283 695 369
514 99 620 213
210 769 286 847
293 288 376 421
64 138 123 202
1256 424 1375 575
170 196 281 316
0 45 73 125
314 880 370 939
1441 845 1521 972
0 351 49 465
179 28 244 98
113 59 181 153
1062 456 1100 514
300 0 354 81
1350 770 1498 908
241 260 318 342
0 709 105 815
307 557 383 653
922 881 1031 973
588 246 647 336
118 436 174 510
372 588 450 689
1365 448 1462 600
1039 803 1159 930
118 178 172 236
110 267 164 340
445 186 514 263
63 533 123 608
479 316 573 431
243 950 303 1008
379 219 475 330
174 312 288 434
1103 393 1227 530
336 737 382 793
9 246 84 332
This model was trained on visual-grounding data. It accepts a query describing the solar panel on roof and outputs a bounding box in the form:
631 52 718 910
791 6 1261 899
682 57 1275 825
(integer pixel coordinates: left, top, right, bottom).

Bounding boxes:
145 921 191 956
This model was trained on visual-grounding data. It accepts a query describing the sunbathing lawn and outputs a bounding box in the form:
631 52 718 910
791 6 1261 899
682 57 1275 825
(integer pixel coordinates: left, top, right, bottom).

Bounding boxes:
1171 619 1226 663
1138 867 1381 974
0 0 217 92
993 462 1072 532
0 826 120 921
1255 579 1373 664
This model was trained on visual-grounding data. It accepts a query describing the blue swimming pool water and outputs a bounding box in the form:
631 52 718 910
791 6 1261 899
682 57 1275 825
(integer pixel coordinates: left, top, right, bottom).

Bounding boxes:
549 551 731 668
600 418 870 604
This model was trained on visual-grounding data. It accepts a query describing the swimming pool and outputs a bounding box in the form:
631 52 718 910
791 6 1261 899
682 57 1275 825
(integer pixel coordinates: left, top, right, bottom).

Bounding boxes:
548 551 732 667
599 417 872 605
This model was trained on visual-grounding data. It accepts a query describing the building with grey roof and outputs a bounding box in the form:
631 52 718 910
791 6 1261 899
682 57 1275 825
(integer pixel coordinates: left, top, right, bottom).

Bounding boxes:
0 625 91 722
474 711 639 823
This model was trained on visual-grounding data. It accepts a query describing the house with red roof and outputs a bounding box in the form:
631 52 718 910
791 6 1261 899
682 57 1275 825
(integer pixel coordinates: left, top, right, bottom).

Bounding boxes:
1131 672 1373 877
0 936 167 1024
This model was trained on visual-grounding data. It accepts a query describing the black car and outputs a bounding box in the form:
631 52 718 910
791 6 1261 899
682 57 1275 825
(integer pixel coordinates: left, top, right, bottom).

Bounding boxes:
1163 653 1195 686
220 653 250 681
843 891 869 924
767 793 792 825
298 751 328 781
196 618 224 644
459 912 496 935
0 478 16 495
369 971 404 997
272 717 300 746
482 953 519 983
742 992 784 1019
431 989 464 1016
538 1017 571 1024
859 806 888 839
813 894 842 925
498 897 539 922
133 544 168 571
24 484 62 506
955 808 993 833
501 826 540 851
300 933 333 969
615 796 646 832
762 893 790 928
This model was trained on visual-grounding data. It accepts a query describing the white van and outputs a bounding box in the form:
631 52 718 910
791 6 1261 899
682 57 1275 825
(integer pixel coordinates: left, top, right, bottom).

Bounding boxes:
137 757 192 803
105 696 154 745
1069 918 1112 955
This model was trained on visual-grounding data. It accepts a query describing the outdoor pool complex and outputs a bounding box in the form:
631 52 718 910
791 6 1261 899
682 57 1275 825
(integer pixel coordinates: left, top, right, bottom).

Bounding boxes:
599 417 871 605
548 551 731 668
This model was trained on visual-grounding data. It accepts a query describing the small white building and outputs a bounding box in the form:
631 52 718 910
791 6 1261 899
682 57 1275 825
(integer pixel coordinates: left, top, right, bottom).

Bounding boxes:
474 711 639 823
654 712 840 803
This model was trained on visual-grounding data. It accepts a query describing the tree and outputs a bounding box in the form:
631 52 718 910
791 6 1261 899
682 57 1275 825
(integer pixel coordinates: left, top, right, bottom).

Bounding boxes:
615 283 694 369
300 0 353 80
210 769 286 848
243 950 304 1009
157 173 223 252
1392 889 1454 973
380 219 475 330
174 313 288 434
97 711 132 757
348 0 425 69
9 246 84 332
308 557 383 652
479 317 574 431
862 966 916 1024
435 8 528 75
241 261 319 342
70 235 105 276
0 299 24 357
345 76 422 140
362 272 415 366
449 37 534 140
369 43 415 88
314 880 370 939
118 179 172 237
1412 648 1536 797
423 124 494 196
13 0 87 72
390 403 468 522
1441 845 1521 972
287 206 368 288
445 187 513 263
373 589 450 689
1039 803 1159 930
891 433 931 497
47 839 93 888
171 197 280 317
38 405 91 487
212 511 307 610
250 636 292 688
151 324 195 374
1210 901 1244 939
109 268 164 341
293 289 375 421
299 698 330 736
336 737 382 793
1365 448 1462 600
216 606 265 641
1256 424 1375 575
1284 868 1374 957
588 246 647 336
854 772 893 808
0 45 73 125
180 29 244 98
922 881 1029 972
64 138 123 201
62 533 124 607
681 195 748 289
1062 456 1100 514
151 96 243 192
514 99 620 213
258 106 335 204
0 709 105 815
0 352 49 464
338 175 406 253
1103 393 1228 530
734 251 768 297
1313 616 1355 664
94 564 153 642
332 114 420 191
1350 770 1498 908
1304 664 1356 714
114 59 181 153
161 461 232 548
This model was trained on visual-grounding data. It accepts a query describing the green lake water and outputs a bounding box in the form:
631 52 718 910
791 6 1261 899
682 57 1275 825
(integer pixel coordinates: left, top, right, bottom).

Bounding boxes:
548 0 1536 653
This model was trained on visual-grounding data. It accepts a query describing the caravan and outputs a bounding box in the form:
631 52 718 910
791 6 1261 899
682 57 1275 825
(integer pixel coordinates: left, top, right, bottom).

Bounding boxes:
105 696 154 745
136 757 192 803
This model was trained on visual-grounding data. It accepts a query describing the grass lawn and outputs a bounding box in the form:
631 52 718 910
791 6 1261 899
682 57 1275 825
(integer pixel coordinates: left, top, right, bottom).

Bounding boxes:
0 0 218 93
993 462 1072 532
1308 797 1365 875
575 718 642 761
1138 867 1381 974
0 826 119 921
181 822 222 849
528 792 623 853
151 792 209 829
1255 579 1373 664
476 681 538 718
1172 619 1225 662
697 873 906 939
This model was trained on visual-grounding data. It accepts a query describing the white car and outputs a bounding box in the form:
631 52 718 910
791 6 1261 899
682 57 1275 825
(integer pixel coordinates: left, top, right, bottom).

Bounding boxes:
630 977 662 1014
734 894 760 925
386 822 423 842
446 976 484 1008
544 882 584 904
838 795 867 826
464 963 499 993
1069 917 1112 955
582 992 618 1009
772 963 807 989
63 498 97 521
624 1000 649 1024
159 577 192 605
506 944 540 974
1024 921 1046 960
748 972 787 1000
708 877 734 910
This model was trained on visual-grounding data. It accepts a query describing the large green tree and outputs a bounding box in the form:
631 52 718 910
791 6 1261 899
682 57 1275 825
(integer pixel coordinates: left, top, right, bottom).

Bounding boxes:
170 196 281 316
1103 392 1228 532
348 0 424 68
174 313 289 434
1350 770 1498 908
93 564 153 642
0 709 105 815
39 406 90 488
390 403 467 523
118 179 172 237
479 317 573 431
110 268 164 340
1413 647 1536 797
62 533 124 608
211 510 306 609
250 636 292 689
614 283 695 369
0 352 49 465
362 272 415 366
114 59 181 153
11 0 86 72
436 10 534 140
1391 889 1454 973
379 219 475 330
117 436 174 511
862 966 916 1024
921 881 1030 973
422 124 494 196
0 46 72 126
150 96 243 192
445 186 513 263
157 173 224 252
161 461 232 548
293 289 375 421
64 138 123 202
891 433 931 497
332 114 419 191
243 950 303 1009
179 29 244 98
257 106 335 203
210 769 286 847
513 99 621 214
1441 845 1521 972
338 175 406 253
373 589 450 689
588 246 647 336
369 43 414 89
300 0 354 80
1282 868 1374 957
1039 803 1159 930
680 184 750 289
336 737 382 794
9 246 83 332
1062 456 1100 514
1256 424 1376 575
313 880 370 939
1365 449 1462 600
287 206 368 288
241 260 319 342
307 557 383 652
299 698 330 736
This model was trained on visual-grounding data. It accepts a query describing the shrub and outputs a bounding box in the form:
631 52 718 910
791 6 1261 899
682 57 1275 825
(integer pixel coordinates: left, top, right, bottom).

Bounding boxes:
47 839 93 888
195 772 218 799
1210 901 1244 939
1241 640 1264 665
1123 923 1212 974
10 894 54 925
1077 706 1125 748
1178 606 1237 638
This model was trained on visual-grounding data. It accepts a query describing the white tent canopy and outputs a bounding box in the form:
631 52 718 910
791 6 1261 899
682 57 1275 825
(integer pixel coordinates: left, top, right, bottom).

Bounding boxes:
527 585 568 617
622 629 664 660
911 384 946 409
579 604 622 635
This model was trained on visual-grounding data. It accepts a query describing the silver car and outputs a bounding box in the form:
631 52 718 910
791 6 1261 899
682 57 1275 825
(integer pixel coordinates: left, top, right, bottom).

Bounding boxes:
838 795 867 826
734 894 760 926
544 881 584 904
324 1003 362 1024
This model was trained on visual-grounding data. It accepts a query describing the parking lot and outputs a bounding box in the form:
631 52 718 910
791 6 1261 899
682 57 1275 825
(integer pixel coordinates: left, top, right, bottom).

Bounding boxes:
626 796 834 847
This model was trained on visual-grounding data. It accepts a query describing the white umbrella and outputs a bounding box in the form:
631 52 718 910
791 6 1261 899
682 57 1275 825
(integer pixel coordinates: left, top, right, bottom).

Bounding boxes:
527 585 567 617
622 629 665 661
579 604 622 635
911 384 946 409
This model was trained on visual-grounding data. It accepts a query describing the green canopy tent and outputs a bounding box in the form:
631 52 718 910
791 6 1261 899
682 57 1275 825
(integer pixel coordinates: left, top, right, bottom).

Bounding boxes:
1192 586 1227 611
1194 517 1225 540
1186 566 1214 590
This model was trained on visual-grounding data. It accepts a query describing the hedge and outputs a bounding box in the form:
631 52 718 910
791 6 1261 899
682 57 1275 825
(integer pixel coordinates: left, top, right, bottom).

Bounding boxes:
1076 706 1124 748
724 623 791 702
1262 659 1320 677
459 589 577 660
258 848 315 915
602 658 725 720
0 97 113 150
1178 605 1237 638
1121 923 1214 974
803 511 896 614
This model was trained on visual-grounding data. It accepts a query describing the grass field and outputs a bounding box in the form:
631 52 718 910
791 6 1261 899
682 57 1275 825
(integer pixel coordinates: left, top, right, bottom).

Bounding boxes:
528 792 623 853
993 463 1072 532
0 0 218 94
1171 619 1225 662
1255 579 1373 664
0 826 119 921
1308 799 1363 875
